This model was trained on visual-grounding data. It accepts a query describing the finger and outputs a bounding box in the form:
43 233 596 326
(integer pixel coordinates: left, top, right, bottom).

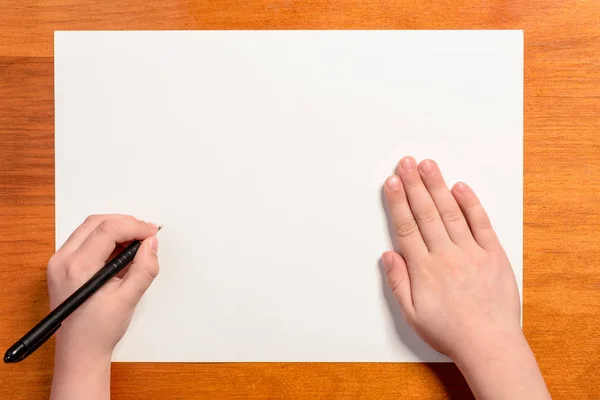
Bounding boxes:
72 216 158 270
452 182 501 251
418 160 475 248
382 251 415 321
384 175 428 263
120 236 159 305
56 214 128 258
397 157 451 251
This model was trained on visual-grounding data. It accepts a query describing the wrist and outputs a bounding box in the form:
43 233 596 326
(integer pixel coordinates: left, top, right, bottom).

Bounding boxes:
51 343 112 400
55 338 112 367
53 337 112 383
53 350 111 387
453 329 528 372
453 332 550 400
54 326 114 364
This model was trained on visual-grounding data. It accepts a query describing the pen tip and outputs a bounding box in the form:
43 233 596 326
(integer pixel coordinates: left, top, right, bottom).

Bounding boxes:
157 225 163 232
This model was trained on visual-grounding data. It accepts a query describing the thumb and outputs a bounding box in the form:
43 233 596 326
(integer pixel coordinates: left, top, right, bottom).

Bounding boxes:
381 251 415 321
120 236 160 305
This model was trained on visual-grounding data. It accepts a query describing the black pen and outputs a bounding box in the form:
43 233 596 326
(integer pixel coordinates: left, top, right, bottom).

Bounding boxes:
3 226 161 363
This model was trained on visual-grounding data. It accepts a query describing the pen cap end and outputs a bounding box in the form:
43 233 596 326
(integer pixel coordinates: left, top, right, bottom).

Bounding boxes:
4 342 26 364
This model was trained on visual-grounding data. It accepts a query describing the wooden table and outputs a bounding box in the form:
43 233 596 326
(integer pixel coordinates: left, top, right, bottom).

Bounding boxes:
1 1 598 398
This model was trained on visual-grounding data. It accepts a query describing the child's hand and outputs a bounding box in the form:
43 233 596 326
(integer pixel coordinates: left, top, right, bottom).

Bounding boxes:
382 157 550 400
382 157 520 359
48 214 159 400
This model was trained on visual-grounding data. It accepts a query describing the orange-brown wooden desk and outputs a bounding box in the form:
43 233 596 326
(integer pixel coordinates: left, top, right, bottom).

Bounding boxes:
1 2 599 399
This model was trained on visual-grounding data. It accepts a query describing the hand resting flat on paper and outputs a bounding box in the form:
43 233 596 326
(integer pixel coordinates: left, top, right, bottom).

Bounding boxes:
381 157 550 400
47 215 159 400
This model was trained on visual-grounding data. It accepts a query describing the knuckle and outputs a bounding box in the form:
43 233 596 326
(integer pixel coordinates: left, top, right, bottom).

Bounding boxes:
145 260 160 280
414 208 439 224
47 254 62 272
440 250 459 267
147 265 159 280
126 216 148 232
476 213 493 230
387 190 406 205
95 219 118 236
84 214 100 225
387 275 402 292
395 219 419 238
402 179 419 189
123 215 138 223
63 256 81 281
47 255 65 281
473 249 493 266
439 207 464 223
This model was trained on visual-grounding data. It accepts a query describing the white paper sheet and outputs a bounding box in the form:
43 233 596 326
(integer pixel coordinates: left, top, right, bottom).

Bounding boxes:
54 30 523 362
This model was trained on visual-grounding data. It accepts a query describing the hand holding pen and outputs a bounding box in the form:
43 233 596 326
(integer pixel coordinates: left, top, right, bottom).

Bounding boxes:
4 215 160 399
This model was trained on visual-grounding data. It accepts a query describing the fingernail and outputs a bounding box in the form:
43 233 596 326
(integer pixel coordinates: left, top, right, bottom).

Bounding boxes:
382 252 394 272
400 157 415 173
455 182 470 194
419 159 435 174
150 236 159 255
386 175 401 191
147 222 159 231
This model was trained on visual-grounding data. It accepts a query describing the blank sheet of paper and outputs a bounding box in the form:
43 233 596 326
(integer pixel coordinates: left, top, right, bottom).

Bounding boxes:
54 30 523 362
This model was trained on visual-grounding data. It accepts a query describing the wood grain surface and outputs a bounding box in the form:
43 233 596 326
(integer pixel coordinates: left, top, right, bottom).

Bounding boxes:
1 1 599 399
